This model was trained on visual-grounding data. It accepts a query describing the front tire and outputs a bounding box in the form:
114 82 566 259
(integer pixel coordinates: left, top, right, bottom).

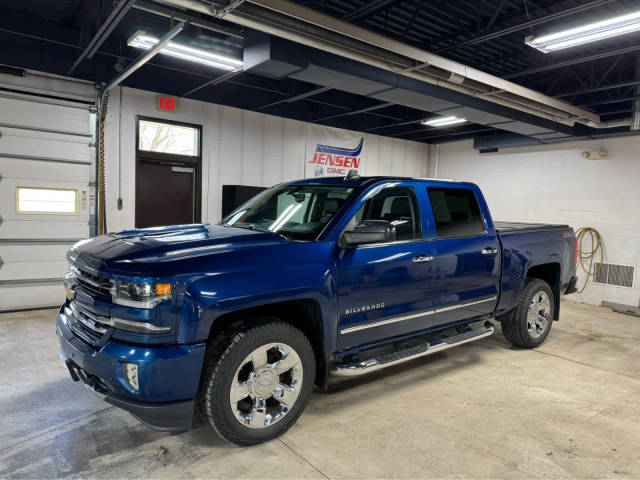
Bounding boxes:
198 320 315 446
500 279 554 348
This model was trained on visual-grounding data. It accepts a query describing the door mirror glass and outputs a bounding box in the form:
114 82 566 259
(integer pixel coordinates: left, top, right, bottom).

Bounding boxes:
341 220 396 247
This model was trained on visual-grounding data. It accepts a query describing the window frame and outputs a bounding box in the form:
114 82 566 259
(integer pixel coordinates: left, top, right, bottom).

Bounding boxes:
426 186 487 240
136 116 202 163
15 186 78 215
135 116 203 227
340 184 423 247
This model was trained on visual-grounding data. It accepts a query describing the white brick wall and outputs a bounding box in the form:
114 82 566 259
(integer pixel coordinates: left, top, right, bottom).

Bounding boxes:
433 137 640 307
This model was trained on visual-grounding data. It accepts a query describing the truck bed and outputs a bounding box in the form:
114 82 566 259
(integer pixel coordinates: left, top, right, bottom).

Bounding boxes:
494 221 570 234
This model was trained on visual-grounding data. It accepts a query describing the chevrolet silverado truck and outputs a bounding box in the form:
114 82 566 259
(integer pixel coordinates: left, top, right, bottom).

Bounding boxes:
58 175 578 445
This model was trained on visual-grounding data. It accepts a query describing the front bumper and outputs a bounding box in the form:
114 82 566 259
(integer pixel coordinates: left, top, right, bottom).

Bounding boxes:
57 310 207 432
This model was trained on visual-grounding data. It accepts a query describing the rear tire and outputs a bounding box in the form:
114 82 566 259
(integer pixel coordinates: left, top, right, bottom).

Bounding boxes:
197 320 315 446
500 279 554 348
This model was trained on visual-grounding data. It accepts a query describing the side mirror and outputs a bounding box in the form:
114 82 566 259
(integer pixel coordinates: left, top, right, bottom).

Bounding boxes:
341 220 396 248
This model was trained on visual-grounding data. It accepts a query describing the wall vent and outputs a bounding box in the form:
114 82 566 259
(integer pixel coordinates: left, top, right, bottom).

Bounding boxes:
593 263 635 288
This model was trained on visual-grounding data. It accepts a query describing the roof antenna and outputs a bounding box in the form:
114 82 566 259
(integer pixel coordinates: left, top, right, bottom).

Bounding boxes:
345 169 360 181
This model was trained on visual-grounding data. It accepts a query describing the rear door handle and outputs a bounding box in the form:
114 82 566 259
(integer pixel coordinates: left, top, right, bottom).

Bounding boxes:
482 248 498 255
412 255 434 263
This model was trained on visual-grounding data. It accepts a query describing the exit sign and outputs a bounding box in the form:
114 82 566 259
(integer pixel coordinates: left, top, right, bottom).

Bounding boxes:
157 95 178 112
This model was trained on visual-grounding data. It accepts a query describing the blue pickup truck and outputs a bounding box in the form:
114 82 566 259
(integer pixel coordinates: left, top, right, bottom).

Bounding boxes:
58 175 577 445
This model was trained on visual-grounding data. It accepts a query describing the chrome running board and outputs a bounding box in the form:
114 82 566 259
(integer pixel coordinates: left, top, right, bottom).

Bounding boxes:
332 321 495 377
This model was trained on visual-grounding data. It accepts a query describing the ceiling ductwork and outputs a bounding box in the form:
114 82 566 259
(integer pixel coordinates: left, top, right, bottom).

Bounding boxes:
141 0 640 150
153 0 629 131
242 30 576 143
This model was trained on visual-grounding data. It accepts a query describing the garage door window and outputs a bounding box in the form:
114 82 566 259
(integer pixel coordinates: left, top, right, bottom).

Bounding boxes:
138 119 199 156
16 187 78 215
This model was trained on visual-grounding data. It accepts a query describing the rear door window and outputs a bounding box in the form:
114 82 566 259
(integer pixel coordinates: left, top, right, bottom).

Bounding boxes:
427 187 485 238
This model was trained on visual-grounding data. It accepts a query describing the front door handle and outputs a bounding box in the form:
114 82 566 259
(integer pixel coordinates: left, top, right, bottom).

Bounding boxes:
412 254 434 264
482 247 498 255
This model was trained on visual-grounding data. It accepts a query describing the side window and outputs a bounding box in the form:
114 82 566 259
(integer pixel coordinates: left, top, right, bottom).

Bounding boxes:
427 187 485 238
353 187 422 241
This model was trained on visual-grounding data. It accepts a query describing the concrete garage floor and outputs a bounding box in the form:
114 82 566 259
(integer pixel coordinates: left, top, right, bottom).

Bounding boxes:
1 301 639 479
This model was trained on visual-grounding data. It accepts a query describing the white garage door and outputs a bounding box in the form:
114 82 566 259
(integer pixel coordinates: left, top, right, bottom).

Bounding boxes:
0 72 96 311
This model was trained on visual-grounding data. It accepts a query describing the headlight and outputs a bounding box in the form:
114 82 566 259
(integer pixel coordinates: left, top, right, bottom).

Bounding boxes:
114 280 172 309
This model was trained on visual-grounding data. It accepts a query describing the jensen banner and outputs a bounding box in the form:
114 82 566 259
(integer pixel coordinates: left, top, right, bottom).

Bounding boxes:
305 125 365 178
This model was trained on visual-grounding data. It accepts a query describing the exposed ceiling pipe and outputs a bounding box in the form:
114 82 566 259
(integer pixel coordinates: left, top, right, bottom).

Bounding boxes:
67 0 135 75
248 0 598 122
601 118 632 129
104 21 186 92
153 0 631 130
133 1 243 38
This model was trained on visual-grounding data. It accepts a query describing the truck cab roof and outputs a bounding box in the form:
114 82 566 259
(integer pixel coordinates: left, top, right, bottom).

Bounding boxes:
286 175 464 189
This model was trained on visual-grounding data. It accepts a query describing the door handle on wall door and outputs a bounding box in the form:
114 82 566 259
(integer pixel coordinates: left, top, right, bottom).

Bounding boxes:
482 248 498 255
412 255 434 264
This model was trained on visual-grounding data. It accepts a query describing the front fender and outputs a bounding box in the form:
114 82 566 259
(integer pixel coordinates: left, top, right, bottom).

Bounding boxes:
177 242 338 354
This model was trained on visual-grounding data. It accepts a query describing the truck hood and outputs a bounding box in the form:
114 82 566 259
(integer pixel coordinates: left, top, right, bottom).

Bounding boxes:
70 224 290 274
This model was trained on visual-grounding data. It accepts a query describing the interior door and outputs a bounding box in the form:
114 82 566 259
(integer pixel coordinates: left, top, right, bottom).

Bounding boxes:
136 162 196 228
135 117 201 228
336 185 435 349
427 186 500 327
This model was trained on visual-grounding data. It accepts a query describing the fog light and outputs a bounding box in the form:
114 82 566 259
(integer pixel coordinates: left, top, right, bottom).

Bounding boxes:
123 362 139 391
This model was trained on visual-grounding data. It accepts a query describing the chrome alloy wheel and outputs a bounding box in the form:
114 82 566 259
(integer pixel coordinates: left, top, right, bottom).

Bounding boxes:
527 290 551 338
229 343 303 429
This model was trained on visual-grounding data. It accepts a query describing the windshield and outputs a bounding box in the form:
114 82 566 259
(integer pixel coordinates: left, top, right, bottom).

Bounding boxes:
221 185 355 241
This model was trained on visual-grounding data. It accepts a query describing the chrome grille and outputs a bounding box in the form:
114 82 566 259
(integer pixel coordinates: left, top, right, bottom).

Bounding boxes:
65 301 112 346
70 265 113 298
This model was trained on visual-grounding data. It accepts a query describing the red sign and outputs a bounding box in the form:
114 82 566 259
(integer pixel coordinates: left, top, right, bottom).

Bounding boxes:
157 95 177 112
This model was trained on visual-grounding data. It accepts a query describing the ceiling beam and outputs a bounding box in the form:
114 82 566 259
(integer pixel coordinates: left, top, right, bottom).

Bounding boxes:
312 102 394 122
504 44 640 79
582 95 640 107
255 86 330 110
555 79 640 99
341 0 404 22
181 70 241 97
433 0 616 53
66 0 135 76
409 127 496 142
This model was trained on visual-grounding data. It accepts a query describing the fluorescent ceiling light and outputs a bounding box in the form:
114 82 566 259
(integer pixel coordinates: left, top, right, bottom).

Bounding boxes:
421 116 467 127
127 31 243 71
526 10 640 53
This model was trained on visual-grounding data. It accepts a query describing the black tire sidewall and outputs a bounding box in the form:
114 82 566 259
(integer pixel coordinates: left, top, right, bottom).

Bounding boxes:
201 321 315 445
519 279 554 347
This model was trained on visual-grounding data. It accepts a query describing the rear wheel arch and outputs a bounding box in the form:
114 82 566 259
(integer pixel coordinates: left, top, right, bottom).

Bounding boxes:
204 299 328 389
525 262 561 320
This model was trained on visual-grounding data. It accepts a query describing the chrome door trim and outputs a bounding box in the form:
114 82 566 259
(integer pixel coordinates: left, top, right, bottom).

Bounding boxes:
435 296 497 314
340 296 497 334
340 309 435 334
